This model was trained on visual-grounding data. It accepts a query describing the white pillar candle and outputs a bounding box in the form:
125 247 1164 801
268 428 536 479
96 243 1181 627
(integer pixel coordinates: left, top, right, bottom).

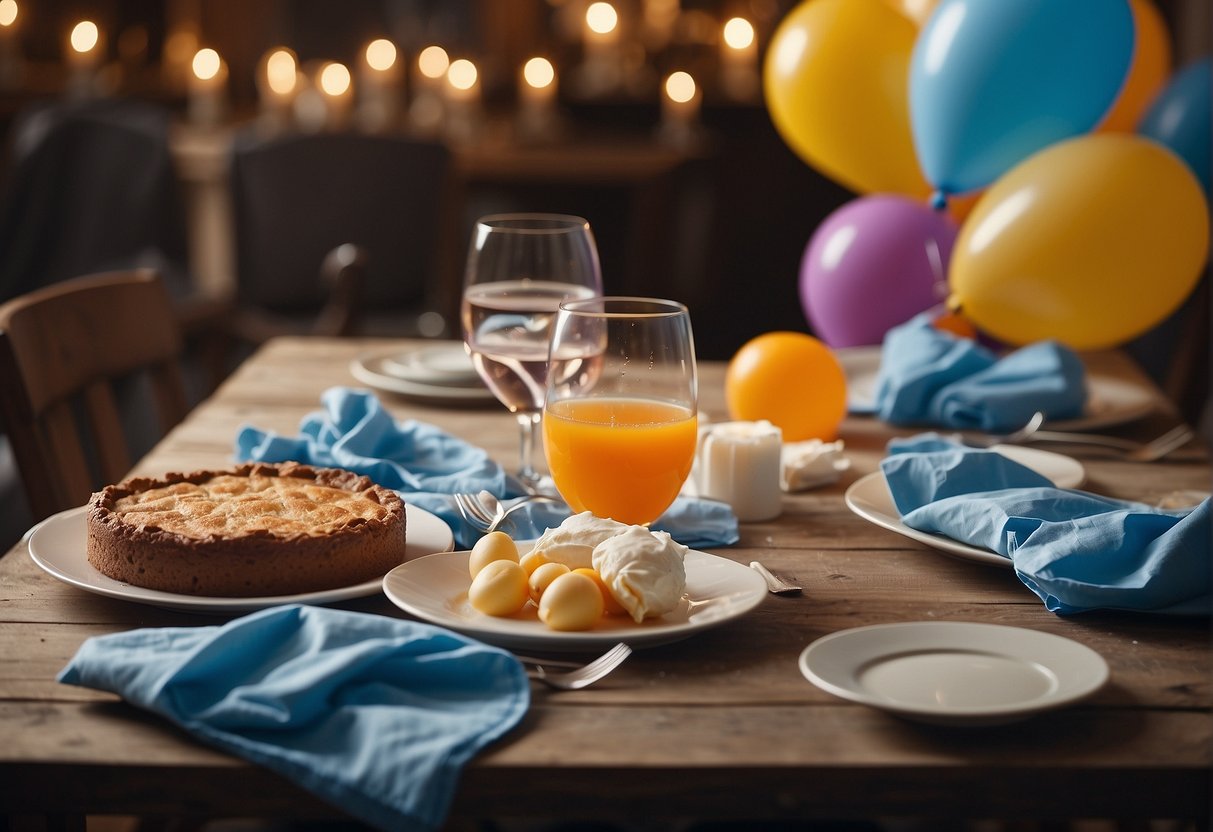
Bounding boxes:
658 70 701 148
696 420 783 522
188 47 227 127
318 60 353 130
516 56 558 141
66 19 103 97
720 16 758 100
409 44 448 134
0 0 21 89
257 47 298 130
577 1 621 95
443 57 481 142
357 38 401 132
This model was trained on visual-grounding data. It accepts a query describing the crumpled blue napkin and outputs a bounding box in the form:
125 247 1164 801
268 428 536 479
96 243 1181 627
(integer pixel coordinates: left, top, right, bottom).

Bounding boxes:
872 313 1087 431
882 435 1211 615
235 387 739 550
57 605 529 832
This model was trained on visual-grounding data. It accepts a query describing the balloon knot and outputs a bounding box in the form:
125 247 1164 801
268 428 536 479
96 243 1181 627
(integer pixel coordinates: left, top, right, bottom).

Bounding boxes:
945 295 962 313
930 191 949 212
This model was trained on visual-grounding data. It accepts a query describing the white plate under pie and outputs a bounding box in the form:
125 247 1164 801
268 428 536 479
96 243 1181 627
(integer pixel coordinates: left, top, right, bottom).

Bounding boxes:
383 547 767 651
350 350 497 405
799 621 1109 726
27 503 454 614
843 445 1085 568
837 346 1158 430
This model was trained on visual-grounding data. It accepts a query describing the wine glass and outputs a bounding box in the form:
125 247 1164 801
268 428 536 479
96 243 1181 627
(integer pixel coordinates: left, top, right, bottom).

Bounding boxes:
461 214 603 492
543 297 698 526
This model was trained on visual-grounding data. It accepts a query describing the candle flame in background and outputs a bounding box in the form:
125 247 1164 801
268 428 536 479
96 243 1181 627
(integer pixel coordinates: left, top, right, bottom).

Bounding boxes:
447 58 477 91
365 38 396 72
319 61 351 96
665 70 695 103
0 0 18 28
417 45 449 80
586 2 619 35
265 48 297 95
722 17 755 50
191 47 221 81
523 57 555 90
70 20 99 53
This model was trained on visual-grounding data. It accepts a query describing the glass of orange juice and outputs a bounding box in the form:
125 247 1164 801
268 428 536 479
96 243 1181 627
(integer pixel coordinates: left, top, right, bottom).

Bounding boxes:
542 297 698 525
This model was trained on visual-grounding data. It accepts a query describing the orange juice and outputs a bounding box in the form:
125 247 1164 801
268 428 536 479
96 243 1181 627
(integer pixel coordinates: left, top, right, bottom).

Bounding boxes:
543 397 697 525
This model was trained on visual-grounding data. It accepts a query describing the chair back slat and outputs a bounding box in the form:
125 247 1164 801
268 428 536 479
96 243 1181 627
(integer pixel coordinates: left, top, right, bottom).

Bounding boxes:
0 270 191 521
39 401 97 509
81 380 134 486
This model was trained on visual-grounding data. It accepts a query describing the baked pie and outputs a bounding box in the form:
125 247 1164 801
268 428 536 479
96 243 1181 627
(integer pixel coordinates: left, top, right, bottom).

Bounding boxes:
86 462 407 596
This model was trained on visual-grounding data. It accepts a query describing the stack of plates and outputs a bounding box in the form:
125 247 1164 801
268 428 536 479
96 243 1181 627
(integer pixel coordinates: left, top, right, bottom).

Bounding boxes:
350 343 497 405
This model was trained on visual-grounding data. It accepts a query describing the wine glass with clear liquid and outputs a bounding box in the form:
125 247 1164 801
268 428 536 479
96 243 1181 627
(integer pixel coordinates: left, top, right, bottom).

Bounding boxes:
461 214 603 492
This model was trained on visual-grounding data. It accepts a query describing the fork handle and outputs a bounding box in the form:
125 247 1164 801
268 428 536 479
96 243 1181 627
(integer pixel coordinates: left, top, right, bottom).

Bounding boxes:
1023 430 1141 451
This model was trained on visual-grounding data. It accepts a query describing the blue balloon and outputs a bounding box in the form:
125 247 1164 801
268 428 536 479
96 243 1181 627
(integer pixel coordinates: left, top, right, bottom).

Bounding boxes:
1138 57 1212 196
910 0 1135 198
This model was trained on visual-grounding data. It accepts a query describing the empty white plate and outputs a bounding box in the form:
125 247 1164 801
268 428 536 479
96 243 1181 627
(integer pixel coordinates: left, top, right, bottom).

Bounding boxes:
799 621 1108 726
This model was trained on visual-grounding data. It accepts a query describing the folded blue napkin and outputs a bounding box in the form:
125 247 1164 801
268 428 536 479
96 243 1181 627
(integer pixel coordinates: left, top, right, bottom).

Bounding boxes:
57 605 529 832
882 435 1211 615
236 387 739 550
872 314 1087 431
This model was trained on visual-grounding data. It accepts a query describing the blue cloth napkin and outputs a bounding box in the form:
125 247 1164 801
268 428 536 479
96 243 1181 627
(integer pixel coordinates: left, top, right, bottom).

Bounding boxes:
236 387 739 550
57 605 530 832
872 313 1087 431
882 435 1211 615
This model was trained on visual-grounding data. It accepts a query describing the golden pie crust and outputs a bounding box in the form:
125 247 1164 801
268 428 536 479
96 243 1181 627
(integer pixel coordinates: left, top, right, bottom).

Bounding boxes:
85 462 407 597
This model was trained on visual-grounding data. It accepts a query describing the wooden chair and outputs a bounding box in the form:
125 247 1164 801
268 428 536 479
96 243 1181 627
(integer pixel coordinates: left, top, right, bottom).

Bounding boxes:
226 130 456 340
0 269 189 522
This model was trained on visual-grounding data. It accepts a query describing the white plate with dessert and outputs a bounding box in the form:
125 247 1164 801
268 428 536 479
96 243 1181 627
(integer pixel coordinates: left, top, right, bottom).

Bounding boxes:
837 345 1158 430
383 545 768 651
27 503 455 614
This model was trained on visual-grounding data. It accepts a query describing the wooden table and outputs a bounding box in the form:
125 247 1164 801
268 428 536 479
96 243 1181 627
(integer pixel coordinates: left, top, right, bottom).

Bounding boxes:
2 338 1210 828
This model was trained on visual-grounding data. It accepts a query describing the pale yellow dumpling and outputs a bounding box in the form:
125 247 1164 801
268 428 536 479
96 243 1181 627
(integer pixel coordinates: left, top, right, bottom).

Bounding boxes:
538 571 605 631
528 561 570 603
468 560 529 616
468 531 519 578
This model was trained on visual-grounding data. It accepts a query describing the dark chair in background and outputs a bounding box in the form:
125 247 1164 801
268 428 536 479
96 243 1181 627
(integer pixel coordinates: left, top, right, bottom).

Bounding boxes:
0 270 190 524
226 129 456 345
0 98 191 302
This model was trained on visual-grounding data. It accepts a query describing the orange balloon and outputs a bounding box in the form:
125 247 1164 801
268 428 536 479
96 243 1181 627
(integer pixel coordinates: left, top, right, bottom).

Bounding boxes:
932 311 976 340
884 0 939 26
725 332 847 441
945 190 983 224
1099 0 1172 133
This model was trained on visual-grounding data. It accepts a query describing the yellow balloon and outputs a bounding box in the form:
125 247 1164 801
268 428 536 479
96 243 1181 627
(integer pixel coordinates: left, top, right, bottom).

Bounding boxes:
764 0 931 198
949 134 1210 350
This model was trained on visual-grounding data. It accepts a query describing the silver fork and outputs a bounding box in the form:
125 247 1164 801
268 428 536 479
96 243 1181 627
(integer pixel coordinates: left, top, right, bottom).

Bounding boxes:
515 642 632 690
966 422 1195 462
750 561 802 595
454 490 561 534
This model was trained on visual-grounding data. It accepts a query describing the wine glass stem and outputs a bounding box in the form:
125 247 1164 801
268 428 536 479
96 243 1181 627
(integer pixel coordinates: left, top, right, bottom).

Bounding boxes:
516 410 543 490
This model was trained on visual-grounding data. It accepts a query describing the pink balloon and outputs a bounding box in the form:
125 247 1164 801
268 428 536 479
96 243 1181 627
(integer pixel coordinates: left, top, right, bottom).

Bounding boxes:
800 195 958 347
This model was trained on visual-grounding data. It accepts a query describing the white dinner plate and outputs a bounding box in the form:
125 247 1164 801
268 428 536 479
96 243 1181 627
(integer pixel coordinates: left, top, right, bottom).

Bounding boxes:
837 346 1158 430
799 621 1109 726
843 445 1086 569
350 350 497 405
379 343 483 386
383 547 767 651
27 503 455 614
